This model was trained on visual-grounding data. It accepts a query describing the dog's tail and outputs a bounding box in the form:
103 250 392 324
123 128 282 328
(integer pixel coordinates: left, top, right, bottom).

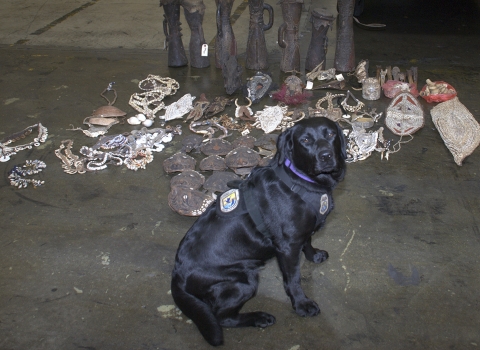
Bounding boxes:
171 278 223 346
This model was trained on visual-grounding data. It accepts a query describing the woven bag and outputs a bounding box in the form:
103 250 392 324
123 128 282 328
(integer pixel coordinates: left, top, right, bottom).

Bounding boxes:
431 97 480 166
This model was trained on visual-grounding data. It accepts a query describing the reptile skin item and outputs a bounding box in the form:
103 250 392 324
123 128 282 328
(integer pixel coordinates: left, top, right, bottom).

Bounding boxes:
334 0 355 72
277 0 303 73
305 8 334 72
245 0 274 70
215 0 237 69
162 2 188 67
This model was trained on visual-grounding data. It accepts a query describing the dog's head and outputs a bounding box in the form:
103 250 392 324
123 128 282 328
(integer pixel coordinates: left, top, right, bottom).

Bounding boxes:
274 117 347 186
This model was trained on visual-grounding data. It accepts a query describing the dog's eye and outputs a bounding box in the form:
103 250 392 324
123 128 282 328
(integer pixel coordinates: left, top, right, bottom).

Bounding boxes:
301 137 310 144
327 132 335 138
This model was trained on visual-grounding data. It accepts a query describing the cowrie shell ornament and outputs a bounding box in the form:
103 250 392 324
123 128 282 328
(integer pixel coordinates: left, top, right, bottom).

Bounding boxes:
127 116 142 125
142 119 154 127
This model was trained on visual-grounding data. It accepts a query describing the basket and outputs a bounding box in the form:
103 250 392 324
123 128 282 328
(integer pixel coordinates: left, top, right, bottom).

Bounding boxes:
420 81 456 103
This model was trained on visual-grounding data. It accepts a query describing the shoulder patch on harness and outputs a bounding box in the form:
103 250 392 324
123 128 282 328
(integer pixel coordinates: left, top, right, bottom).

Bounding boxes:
220 189 240 213
320 193 329 215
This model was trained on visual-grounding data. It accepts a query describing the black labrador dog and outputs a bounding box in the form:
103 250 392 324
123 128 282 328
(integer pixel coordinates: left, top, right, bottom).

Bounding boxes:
171 117 346 346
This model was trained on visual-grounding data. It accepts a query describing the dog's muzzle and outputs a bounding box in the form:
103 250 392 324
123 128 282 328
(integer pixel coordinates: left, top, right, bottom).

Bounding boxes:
314 148 337 174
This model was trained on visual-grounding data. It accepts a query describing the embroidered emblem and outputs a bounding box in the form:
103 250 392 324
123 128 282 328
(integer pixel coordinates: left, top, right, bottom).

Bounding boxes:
319 194 329 215
220 189 240 213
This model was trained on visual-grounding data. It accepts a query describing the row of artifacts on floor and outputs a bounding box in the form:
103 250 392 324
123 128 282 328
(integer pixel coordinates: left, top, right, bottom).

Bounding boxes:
2 60 480 217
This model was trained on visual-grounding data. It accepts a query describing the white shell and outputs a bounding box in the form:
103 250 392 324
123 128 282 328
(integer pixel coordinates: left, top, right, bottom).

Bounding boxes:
136 113 147 122
162 134 173 143
152 143 165 152
142 119 154 127
127 116 141 125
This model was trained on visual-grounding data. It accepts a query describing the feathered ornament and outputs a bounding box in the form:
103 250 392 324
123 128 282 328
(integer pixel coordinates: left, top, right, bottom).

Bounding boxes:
271 74 311 105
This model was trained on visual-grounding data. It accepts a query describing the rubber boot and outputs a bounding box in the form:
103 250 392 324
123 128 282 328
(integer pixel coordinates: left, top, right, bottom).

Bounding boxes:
305 8 334 72
245 0 274 70
184 9 210 68
215 0 237 69
162 2 188 67
277 0 303 73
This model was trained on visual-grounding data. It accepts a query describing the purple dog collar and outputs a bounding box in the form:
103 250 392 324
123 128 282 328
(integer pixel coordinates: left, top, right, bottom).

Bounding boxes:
284 159 316 183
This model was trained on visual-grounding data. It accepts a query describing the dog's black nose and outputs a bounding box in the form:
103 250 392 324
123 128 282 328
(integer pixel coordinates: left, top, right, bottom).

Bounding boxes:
319 150 333 162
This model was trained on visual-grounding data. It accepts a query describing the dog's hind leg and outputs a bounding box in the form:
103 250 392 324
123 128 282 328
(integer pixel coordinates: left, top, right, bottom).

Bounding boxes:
171 278 224 346
220 311 276 328
303 236 329 264
211 278 276 329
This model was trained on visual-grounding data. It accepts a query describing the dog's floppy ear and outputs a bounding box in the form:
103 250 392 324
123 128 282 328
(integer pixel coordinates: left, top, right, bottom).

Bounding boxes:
336 122 347 160
274 126 294 165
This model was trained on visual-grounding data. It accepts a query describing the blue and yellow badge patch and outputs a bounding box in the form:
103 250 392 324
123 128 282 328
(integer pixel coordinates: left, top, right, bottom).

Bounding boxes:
319 194 329 215
220 189 240 213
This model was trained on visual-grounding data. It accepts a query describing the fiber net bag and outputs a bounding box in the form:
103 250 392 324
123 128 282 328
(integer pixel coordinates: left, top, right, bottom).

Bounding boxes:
430 97 480 165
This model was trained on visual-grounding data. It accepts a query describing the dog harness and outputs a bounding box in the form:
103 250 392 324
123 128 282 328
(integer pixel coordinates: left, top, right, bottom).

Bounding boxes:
217 159 332 237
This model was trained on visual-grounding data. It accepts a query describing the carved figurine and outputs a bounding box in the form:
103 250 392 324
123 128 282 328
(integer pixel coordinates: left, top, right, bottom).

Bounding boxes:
305 8 334 72
245 0 274 70
215 0 237 69
161 0 209 68
278 0 303 72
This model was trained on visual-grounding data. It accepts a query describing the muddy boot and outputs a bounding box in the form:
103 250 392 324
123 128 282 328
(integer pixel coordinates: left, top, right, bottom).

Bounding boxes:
245 0 274 70
305 8 334 72
215 0 237 69
277 0 303 73
184 8 210 68
162 2 188 67
334 0 355 72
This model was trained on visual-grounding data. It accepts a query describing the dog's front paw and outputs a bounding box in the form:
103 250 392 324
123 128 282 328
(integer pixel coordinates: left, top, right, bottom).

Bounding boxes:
305 249 329 264
294 299 320 317
253 312 276 328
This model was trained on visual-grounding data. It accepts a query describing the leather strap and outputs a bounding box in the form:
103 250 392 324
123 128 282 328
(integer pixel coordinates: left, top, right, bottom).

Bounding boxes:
241 182 270 237
353 16 386 30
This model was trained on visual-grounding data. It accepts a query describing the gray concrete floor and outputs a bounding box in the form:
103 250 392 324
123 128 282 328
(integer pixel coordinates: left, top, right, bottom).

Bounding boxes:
1 0 480 349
